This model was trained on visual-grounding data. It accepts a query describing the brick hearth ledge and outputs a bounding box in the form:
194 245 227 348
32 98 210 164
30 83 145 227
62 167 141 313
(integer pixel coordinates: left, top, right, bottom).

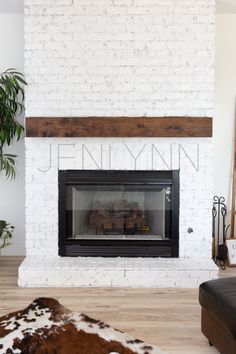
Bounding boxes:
18 257 218 288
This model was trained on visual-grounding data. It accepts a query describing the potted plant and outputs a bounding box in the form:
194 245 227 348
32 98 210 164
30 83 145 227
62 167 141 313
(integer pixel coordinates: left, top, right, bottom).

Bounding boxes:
0 221 14 249
0 68 26 249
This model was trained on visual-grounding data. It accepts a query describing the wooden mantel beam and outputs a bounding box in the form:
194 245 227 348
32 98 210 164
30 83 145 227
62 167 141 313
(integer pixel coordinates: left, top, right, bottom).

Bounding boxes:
25 117 212 138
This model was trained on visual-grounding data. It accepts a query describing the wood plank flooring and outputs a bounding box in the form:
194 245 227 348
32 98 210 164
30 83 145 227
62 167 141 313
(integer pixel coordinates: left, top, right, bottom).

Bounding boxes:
0 257 231 353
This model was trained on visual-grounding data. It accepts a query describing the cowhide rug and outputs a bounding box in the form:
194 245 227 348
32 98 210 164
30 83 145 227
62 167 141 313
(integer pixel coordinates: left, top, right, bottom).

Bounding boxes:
0 298 167 354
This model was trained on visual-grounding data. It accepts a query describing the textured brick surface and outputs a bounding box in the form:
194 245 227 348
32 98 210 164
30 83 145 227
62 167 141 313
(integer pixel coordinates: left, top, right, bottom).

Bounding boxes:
25 137 213 260
18 256 218 288
22 0 216 287
24 0 215 117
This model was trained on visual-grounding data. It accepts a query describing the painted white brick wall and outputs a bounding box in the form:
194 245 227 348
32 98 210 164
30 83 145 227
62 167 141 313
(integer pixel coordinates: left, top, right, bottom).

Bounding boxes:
25 137 213 258
22 0 217 287
24 0 215 117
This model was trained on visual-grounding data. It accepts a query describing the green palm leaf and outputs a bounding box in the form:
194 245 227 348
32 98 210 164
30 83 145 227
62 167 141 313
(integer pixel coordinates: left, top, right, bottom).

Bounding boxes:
0 69 26 179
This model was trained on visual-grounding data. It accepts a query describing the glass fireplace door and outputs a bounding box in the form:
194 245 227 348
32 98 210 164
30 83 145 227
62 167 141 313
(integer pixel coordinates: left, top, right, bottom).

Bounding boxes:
66 184 172 241
59 170 179 257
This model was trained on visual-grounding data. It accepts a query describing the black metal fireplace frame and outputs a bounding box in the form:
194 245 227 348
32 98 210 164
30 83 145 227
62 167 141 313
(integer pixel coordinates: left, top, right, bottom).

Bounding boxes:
58 170 179 258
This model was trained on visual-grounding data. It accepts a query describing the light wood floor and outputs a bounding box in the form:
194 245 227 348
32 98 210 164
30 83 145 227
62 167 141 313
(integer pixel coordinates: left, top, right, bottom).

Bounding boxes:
1 257 234 354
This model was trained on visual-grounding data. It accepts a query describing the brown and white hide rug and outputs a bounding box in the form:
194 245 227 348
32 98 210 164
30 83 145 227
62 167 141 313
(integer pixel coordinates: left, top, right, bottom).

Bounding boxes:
0 298 167 354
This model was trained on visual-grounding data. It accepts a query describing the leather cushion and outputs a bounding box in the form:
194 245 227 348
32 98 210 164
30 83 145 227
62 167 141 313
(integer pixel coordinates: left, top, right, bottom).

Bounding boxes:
199 277 236 338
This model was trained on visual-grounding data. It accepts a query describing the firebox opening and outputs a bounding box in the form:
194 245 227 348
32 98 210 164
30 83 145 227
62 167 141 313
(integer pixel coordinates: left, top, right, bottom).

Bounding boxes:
59 170 179 257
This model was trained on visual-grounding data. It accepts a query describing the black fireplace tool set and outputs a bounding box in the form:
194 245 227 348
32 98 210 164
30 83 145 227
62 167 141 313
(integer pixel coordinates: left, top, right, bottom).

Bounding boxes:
212 196 230 270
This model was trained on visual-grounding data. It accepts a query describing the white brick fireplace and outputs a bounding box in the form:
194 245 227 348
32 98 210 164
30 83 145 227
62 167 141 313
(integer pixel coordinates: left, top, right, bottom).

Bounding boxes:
19 0 218 287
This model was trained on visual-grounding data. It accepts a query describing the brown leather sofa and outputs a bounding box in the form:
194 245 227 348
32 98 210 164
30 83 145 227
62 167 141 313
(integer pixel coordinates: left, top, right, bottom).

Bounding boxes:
199 277 236 354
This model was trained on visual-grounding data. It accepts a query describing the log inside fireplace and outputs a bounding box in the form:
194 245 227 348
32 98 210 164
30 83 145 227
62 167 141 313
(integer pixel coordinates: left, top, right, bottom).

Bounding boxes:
89 199 145 235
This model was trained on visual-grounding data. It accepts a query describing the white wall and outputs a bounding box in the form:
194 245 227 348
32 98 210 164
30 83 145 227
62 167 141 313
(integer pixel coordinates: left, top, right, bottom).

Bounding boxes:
215 14 236 211
0 14 25 255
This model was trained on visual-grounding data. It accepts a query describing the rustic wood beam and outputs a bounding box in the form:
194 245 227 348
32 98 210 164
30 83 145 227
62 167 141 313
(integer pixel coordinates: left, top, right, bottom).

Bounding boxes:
25 117 212 138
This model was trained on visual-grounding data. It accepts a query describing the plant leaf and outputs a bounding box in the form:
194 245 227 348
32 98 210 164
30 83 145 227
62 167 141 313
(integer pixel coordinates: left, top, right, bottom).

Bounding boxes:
0 68 26 179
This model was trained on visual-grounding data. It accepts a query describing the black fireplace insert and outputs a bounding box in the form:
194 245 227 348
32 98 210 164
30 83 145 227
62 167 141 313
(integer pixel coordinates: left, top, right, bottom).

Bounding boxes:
59 170 179 257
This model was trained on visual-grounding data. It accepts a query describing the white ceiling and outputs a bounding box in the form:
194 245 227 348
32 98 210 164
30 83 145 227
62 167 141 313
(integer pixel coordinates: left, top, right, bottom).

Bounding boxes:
0 0 236 14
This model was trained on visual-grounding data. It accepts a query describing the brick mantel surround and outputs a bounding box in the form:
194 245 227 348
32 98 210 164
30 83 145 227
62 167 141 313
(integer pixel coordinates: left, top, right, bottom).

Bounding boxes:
19 0 218 287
